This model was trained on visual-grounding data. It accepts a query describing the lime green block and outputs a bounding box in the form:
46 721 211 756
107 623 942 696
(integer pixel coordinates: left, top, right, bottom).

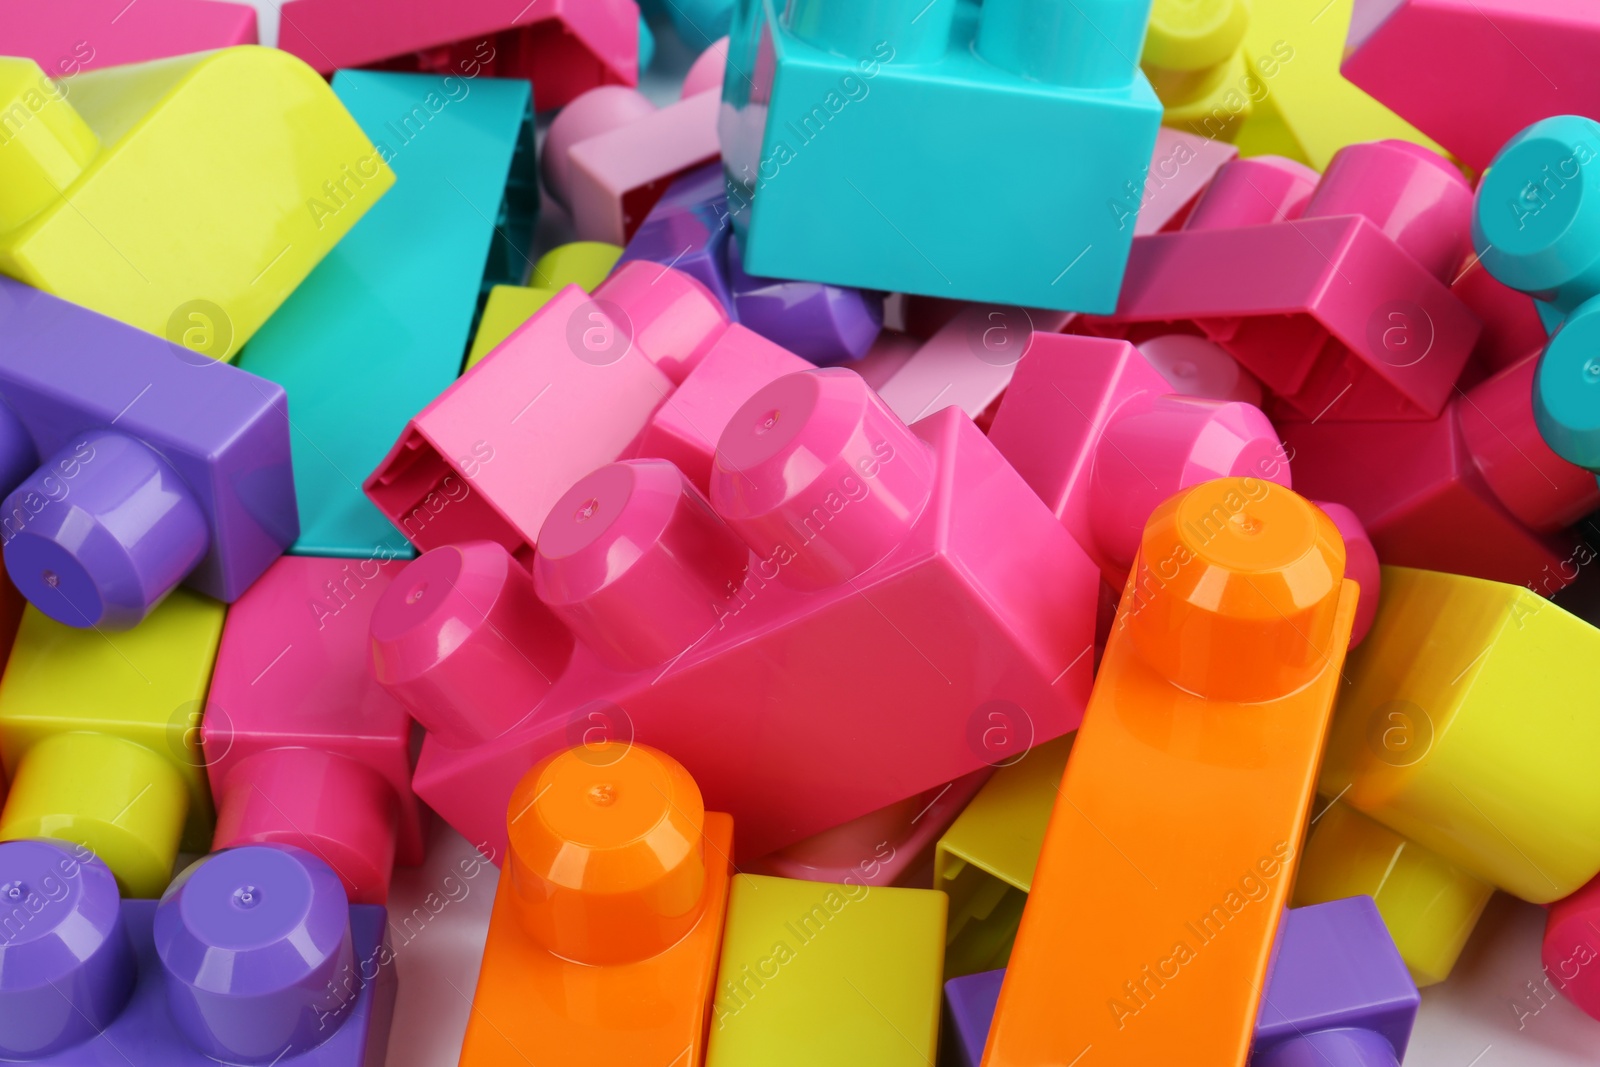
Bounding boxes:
707 874 945 1067
936 734 1074 977
464 242 623 370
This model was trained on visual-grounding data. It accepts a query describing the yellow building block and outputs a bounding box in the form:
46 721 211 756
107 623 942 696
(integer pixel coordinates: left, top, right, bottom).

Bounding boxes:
0 590 225 896
1142 0 1254 139
934 734 1073 977
706 874 944 1067
464 241 623 370
1294 800 1493 986
1321 567 1600 904
0 48 392 358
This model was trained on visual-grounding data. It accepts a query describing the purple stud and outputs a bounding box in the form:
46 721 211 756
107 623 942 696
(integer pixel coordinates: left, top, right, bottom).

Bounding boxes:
0 840 135 1059
3 429 209 629
728 238 885 365
0 398 38 499
155 844 356 1064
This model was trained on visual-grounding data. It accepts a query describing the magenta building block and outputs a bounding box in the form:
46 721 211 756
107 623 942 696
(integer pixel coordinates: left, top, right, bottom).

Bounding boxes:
1133 127 1241 236
1544 871 1600 1021
276 0 639 110
942 968 1004 1067
0 840 394 1066
0 0 257 74
0 278 295 629
368 370 1099 863
1092 142 1481 422
203 556 426 904
1344 0 1600 173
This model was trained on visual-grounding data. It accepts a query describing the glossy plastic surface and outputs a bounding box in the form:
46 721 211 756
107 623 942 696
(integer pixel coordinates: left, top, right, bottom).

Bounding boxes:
1544 871 1600 1021
461 744 732 1065
983 478 1357 1067
238 70 533 560
276 0 640 109
204 556 425 904
1295 802 1493 986
0 591 224 896
0 0 257 73
723 0 1163 312
1345 0 1600 172
706 873 945 1067
0 278 296 627
1136 333 1263 405
371 370 1099 862
1317 501 1381 648
0 49 389 351
945 968 1005 1067
1534 295 1600 472
465 243 624 370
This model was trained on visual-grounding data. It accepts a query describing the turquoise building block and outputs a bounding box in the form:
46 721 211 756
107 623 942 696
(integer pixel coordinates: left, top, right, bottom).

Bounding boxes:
722 0 1162 314
238 71 535 558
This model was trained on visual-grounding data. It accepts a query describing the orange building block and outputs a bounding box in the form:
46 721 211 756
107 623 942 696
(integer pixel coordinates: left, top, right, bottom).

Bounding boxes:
460 742 733 1067
982 478 1358 1067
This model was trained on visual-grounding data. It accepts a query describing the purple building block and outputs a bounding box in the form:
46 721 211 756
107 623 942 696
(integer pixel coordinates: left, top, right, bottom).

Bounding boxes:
947 897 1419 1067
0 839 394 1065
0 278 297 629
615 163 884 365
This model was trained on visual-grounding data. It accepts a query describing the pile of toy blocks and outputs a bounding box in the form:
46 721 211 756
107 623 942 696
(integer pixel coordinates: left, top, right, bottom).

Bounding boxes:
0 0 1598 1064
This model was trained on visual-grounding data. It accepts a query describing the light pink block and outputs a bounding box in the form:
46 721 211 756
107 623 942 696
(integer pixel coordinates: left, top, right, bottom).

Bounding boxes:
203 556 425 904
1134 127 1240 236
853 329 922 390
1345 0 1600 171
1135 334 1263 405
0 0 257 74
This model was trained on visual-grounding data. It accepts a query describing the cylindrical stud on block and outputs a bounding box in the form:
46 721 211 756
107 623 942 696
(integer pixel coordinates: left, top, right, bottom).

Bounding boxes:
540 86 658 209
785 0 956 64
370 540 574 749
1255 1028 1400 1067
1143 0 1247 73
3 430 209 630
1314 502 1380 649
535 460 750 671
1184 156 1321 231
681 37 729 98
0 398 38 499
1136 334 1263 405
592 261 730 383
978 0 1152 88
0 58 99 236
0 732 189 898
1126 478 1347 703
1088 395 1289 574
212 748 400 905
711 369 937 591
156 845 356 1063
1532 295 1600 473
0 840 135 1059
1472 115 1600 317
1544 872 1600 1021
507 743 709 965
1303 141 1473 281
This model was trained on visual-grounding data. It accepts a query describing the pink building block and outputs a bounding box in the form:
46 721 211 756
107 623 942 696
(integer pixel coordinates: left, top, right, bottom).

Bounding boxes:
680 36 728 99
365 262 728 561
1545 871 1600 1022
988 333 1290 588
0 0 257 74
1135 334 1263 405
1451 255 1550 384
202 556 426 904
746 769 991 888
1133 127 1240 236
1282 353 1598 595
368 370 1098 862
276 0 638 110
853 329 921 390
1345 0 1600 172
542 82 721 244
1316 500 1382 648
1085 143 1481 422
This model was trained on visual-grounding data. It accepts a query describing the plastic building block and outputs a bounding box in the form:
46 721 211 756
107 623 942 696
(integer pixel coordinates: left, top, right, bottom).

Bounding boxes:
466 242 624 370
0 839 394 1065
706 873 945 1067
543 80 719 244
238 71 534 561
682 35 730 96
1140 0 1255 138
0 49 390 353
616 162 887 364
1253 896 1420 1067
1545 872 1600 1021
0 279 296 629
276 0 639 110
461 743 732 1066
1295 801 1493 986
1320 566 1600 903
1450 255 1550 382
944 968 1005 1067
202 556 424 905
935 735 1074 978
988 333 1290 587
368 370 1099 862
1282 352 1599 594
722 0 1163 313
1098 143 1480 422
853 330 922 390
0 591 224 897
1318 501 1381 648
365 262 732 559
1345 0 1600 172
0 0 257 74
654 0 734 45
984 478 1358 1067
750 770 989 889
1136 334 1263 405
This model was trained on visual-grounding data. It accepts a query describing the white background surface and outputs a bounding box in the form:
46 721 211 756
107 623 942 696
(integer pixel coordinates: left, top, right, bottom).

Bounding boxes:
186 3 1600 1063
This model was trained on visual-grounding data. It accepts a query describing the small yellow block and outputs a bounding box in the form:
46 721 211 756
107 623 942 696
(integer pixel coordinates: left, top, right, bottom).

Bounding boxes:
464 241 623 371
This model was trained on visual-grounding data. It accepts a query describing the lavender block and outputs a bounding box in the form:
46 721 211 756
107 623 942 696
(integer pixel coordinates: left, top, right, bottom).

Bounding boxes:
942 968 1004 1067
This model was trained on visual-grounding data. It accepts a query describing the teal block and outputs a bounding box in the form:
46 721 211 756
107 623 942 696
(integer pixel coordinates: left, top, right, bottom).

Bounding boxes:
723 0 1161 314
238 71 536 558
